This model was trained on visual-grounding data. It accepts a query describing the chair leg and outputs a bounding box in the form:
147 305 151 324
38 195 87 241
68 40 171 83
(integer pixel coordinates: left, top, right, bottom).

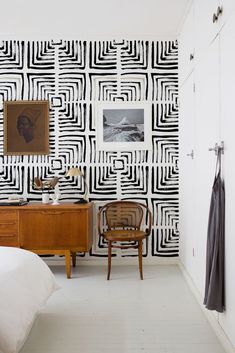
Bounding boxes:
138 240 143 280
107 240 112 280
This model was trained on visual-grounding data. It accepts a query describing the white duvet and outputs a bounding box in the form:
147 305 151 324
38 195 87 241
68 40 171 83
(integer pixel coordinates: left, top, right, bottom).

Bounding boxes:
0 247 58 353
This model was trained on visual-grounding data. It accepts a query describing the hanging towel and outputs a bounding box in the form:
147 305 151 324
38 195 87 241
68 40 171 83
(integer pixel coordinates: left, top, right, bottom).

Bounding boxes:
204 148 225 312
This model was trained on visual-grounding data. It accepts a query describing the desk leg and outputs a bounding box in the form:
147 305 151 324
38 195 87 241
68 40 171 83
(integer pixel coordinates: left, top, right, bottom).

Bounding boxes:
72 252 76 267
65 250 71 278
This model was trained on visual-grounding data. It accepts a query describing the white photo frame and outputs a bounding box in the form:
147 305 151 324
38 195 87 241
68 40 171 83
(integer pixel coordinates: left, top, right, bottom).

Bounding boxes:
96 102 152 151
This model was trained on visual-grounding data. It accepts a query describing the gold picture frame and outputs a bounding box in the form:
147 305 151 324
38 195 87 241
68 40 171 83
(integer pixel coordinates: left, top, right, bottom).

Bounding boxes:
4 100 49 155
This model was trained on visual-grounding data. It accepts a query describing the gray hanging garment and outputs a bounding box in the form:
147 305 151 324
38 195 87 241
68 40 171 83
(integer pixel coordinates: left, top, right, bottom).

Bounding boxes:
204 148 225 312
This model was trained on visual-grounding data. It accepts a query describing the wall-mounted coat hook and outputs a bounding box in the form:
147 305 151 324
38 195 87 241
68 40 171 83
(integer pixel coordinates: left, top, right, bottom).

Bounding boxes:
208 141 224 155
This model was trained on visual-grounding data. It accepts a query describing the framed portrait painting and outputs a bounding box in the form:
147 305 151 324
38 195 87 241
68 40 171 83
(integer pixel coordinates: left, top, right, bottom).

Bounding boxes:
4 100 49 155
96 102 152 151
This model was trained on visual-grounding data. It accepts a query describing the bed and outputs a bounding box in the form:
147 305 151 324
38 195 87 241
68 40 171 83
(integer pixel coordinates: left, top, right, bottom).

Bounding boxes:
0 247 58 353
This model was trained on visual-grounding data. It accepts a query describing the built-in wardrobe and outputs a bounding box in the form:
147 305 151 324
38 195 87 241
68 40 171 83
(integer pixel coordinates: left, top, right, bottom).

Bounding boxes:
179 0 235 349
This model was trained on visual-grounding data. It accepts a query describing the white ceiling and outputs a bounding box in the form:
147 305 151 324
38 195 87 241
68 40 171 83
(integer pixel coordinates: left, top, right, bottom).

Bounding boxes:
0 0 190 38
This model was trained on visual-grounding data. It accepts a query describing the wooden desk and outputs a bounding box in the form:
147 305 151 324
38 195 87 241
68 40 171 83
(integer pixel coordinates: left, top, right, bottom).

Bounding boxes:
0 202 93 278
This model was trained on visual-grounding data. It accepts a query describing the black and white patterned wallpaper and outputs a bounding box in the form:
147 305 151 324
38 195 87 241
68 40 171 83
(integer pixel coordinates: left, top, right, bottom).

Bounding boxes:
0 39 178 258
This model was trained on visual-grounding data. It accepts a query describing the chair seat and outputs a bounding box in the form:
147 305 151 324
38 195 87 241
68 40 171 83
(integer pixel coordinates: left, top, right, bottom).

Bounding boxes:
104 229 146 241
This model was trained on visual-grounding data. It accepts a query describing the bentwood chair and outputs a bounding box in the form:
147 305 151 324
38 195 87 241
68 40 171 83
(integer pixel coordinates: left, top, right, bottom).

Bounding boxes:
98 201 152 280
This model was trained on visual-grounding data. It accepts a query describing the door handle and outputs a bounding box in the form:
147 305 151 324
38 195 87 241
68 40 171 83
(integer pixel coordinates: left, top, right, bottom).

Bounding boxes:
213 12 218 23
189 53 194 61
216 6 223 18
186 150 194 159
213 6 223 23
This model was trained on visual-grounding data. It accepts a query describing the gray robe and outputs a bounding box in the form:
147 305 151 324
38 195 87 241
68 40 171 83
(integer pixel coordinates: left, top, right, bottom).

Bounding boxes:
204 150 225 313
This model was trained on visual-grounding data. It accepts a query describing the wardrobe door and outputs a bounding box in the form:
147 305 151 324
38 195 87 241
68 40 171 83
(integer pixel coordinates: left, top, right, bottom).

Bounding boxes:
178 3 195 87
193 37 220 295
219 12 235 346
219 0 235 29
179 73 196 277
194 0 220 60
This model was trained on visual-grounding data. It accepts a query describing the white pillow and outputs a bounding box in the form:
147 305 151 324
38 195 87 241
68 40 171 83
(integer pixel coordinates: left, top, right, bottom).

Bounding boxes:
0 247 58 353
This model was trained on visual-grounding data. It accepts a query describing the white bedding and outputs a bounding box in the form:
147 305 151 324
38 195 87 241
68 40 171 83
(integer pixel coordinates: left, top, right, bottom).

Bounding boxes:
0 247 58 353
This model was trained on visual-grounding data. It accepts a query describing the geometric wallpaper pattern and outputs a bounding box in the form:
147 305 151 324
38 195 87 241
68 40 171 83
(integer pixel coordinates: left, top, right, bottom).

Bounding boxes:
0 39 178 258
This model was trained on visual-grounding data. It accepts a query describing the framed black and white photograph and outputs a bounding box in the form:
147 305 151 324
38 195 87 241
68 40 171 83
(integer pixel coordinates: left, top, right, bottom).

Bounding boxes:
96 102 152 151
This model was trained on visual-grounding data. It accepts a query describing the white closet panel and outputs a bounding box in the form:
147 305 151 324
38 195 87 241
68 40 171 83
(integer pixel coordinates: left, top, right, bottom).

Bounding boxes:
179 1 235 348
194 0 220 60
193 37 220 295
219 0 235 29
219 11 235 346
178 4 195 87
179 73 196 276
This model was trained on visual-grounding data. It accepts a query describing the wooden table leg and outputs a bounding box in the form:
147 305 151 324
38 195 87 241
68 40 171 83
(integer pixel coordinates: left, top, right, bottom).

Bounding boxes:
65 250 71 279
72 252 76 267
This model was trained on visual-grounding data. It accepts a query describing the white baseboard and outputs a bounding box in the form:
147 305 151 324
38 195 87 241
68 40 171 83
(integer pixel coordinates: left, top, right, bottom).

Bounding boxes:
178 260 235 353
44 256 178 266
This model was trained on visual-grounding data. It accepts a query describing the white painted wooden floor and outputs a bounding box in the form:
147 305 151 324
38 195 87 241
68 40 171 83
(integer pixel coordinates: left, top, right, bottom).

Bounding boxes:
21 265 226 353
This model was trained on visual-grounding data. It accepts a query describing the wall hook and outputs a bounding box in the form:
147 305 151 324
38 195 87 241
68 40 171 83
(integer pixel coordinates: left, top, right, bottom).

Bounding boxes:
208 141 224 155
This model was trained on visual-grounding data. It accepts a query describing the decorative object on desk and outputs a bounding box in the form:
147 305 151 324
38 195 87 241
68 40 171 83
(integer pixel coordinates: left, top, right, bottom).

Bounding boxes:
65 167 88 204
33 177 59 204
51 192 60 205
8 195 28 205
51 183 60 205
33 177 59 190
0 199 28 206
4 100 49 155
96 102 152 151
42 193 50 204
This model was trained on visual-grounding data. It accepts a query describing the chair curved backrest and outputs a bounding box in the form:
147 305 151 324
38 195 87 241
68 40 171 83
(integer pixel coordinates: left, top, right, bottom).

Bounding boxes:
98 201 152 236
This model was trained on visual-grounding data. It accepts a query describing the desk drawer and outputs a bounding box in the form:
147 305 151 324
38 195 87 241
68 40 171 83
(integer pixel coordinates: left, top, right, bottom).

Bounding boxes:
0 211 19 246
20 209 90 250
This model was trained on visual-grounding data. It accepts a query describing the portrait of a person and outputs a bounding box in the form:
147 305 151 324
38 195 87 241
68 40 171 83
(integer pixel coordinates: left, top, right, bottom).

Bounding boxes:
4 101 49 155
16 108 40 143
